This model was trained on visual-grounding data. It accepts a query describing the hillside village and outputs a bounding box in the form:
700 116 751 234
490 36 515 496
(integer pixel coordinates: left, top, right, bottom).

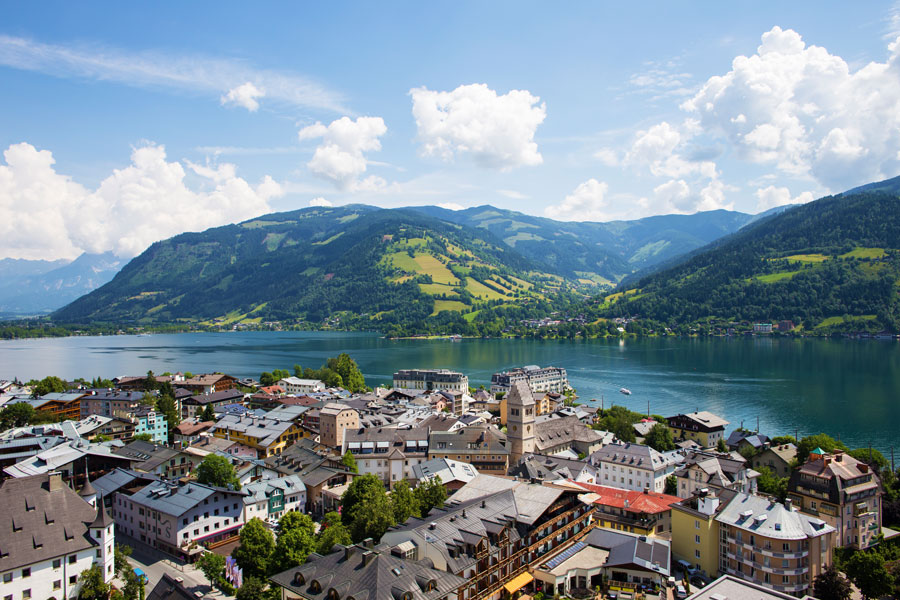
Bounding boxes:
0 360 898 600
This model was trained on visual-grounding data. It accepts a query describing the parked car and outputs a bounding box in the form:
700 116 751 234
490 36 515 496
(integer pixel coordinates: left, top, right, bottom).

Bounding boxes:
675 585 688 599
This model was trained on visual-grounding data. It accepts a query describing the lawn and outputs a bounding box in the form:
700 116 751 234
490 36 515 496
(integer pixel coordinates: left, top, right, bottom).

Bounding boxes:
431 300 469 315
841 247 886 259
414 254 459 284
815 315 877 328
783 253 828 263
754 270 800 283
419 283 458 296
466 278 508 300
312 231 345 245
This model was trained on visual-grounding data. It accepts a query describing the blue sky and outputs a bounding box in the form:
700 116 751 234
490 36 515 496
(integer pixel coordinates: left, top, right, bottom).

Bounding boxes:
1 2 899 260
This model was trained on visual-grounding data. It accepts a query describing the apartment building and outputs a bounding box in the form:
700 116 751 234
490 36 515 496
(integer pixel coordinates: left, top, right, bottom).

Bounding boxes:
490 365 568 395
242 475 306 523
80 390 147 418
132 407 168 444
393 369 469 392
429 426 510 475
318 402 359 450
590 442 677 493
787 450 883 549
343 426 429 487
277 378 325 395
574 481 681 537
675 450 759 498
671 489 735 577
211 413 305 457
667 412 730 448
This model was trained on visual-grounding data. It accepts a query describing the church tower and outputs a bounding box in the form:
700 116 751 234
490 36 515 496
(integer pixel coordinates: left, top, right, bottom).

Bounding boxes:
89 497 116 584
507 380 535 465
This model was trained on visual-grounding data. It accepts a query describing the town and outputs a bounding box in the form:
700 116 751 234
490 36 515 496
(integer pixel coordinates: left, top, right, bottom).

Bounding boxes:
0 358 897 600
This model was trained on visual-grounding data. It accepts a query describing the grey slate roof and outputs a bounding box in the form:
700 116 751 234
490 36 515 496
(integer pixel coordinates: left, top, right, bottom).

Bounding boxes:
130 481 246 517
146 573 197 600
583 528 670 575
0 474 100 571
715 492 835 540
92 467 161 498
270 543 466 600
243 475 306 505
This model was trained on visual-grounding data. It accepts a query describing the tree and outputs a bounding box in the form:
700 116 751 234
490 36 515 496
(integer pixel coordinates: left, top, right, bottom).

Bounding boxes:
156 393 180 441
233 518 275 579
341 451 359 473
341 474 384 525
235 577 270 600
332 353 366 392
133 433 153 442
30 375 68 398
644 423 675 452
270 526 316 574
293 364 303 377
197 551 225 587
114 544 133 577
200 404 217 422
196 454 241 490
122 569 145 600
78 565 110 600
756 467 788 501
796 434 849 464
414 475 447 516
316 512 352 554
716 438 728 453
813 565 851 600
144 370 160 391
340 474 395 542
770 435 796 446
844 551 894 600
259 372 275 387
848 448 890 476
390 480 421 524
276 511 316 538
664 475 678 495
0 402 36 429
272 369 290 381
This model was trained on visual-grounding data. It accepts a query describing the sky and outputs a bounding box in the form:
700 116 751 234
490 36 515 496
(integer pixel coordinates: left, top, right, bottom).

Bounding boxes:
2 2 900 261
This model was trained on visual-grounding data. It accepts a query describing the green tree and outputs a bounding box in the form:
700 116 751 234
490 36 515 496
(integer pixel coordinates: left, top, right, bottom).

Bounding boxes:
716 438 728 453
813 565 852 600
644 423 676 452
233 518 275 579
340 474 395 542
272 369 290 381
293 364 303 378
0 402 36 428
144 370 160 391
259 372 275 386
413 475 447 516
316 512 352 554
200 403 217 422
270 526 316 574
78 564 110 600
756 467 788 502
341 451 359 473
114 544 133 577
664 475 678 495
197 552 225 588
235 576 271 600
276 511 316 538
848 448 890 475
796 433 849 464
390 479 421 524
156 393 180 440
133 433 153 442
844 551 894 600
332 353 366 392
195 454 241 490
30 375 68 398
770 435 797 446
122 569 145 600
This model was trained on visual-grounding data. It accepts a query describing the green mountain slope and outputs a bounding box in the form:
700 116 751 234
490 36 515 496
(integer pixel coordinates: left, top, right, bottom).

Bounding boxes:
601 184 900 332
410 204 760 283
54 206 574 335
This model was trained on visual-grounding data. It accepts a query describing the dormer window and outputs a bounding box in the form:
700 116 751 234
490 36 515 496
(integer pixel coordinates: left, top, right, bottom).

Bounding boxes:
310 580 322 593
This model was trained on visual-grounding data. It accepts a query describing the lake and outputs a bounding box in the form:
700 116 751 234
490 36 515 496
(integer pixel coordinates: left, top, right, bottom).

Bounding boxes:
1 332 897 455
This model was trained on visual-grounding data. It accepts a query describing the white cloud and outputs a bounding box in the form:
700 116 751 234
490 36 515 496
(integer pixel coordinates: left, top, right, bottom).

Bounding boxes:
544 179 612 222
682 26 900 190
0 142 281 260
437 202 465 211
0 35 347 113
298 116 388 190
498 189 528 200
593 148 620 167
755 185 814 211
410 83 546 169
220 82 265 112
309 197 332 207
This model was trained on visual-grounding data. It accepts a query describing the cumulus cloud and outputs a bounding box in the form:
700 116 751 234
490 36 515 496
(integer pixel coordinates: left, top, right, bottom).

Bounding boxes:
221 82 264 112
298 116 388 191
544 179 611 222
437 202 465 211
593 148 620 167
410 83 546 169
0 142 281 260
755 185 814 211
309 197 332 207
682 26 900 189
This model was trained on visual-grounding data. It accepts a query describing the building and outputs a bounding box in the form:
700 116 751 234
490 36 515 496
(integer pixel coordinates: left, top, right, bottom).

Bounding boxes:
277 378 326 395
726 430 770 453
180 389 245 420
787 450 883 549
532 528 671 596
177 373 237 395
132 407 168 444
80 390 147 418
573 482 681 537
211 413 305 458
318 403 359 450
753 323 774 333
715 492 835 596
687 574 811 600
25 391 87 421
270 542 467 600
112 440 200 478
411 458 479 492
393 369 469 392
490 365 568 396
4 439 134 485
76 414 137 441
0 473 115 600
590 443 676 493
670 489 735 577
534 413 608 457
753 444 798 479
506 380 535 465
500 391 557 425
264 441 356 516
242 475 307 523
667 412 729 448
112 480 246 560
172 418 215 446
429 426 510 475
343 426 430 487
380 474 595 600
146 573 196 600
674 450 759 499
509 454 599 485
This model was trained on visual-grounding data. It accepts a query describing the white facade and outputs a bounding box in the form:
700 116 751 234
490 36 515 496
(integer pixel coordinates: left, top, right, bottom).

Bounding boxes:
0 535 113 600
277 378 325 395
242 476 307 524
392 369 469 392
490 365 569 395
591 443 676 493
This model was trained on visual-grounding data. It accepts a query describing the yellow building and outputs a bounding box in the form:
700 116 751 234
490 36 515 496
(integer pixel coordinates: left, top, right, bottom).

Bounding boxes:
211 413 304 458
667 411 729 448
671 490 729 578
500 390 553 425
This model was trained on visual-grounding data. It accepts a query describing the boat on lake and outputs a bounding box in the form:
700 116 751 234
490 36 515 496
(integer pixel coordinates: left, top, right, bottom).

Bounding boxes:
619 387 632 395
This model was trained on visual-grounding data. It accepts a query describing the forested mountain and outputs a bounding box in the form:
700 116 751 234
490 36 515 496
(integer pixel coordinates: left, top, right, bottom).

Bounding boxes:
53 206 580 336
0 252 121 315
410 205 765 283
601 182 900 333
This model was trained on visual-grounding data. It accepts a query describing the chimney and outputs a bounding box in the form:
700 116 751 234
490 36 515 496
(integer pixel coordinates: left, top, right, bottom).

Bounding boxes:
48 472 63 492
859 463 869 473
785 498 793 511
362 551 377 566
428 522 437 530
344 546 357 560
363 537 374 549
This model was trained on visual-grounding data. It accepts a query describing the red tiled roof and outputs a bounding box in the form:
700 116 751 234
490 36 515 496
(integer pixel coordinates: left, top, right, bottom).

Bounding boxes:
259 385 284 395
572 481 681 514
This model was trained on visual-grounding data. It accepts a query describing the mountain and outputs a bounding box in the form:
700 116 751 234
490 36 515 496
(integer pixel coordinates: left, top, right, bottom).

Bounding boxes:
54 206 574 336
409 205 760 284
0 252 122 316
600 180 900 333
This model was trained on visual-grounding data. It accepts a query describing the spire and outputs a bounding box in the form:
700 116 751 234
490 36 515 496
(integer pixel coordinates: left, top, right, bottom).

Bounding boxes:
90 495 114 528
79 461 97 499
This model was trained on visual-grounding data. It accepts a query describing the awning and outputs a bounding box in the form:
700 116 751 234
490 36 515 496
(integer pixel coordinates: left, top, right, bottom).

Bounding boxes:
504 572 534 594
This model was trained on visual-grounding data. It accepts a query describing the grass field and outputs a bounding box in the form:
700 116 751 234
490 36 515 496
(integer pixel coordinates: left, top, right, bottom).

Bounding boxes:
508 276 533 290
414 254 459 284
815 314 877 328
783 253 828 263
504 232 542 245
431 300 468 315
312 231 344 245
754 270 800 283
466 278 508 300
419 283 457 296
842 247 886 259
263 232 287 251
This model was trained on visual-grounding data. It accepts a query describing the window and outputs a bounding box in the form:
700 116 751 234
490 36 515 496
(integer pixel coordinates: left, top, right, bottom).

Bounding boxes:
2 573 10 583
695 520 700 529
21 568 30 578
53 580 61 590
695 549 701 559
183 518 188 526
695 535 701 544
22 591 30 600
782 559 789 568
70 574 78 584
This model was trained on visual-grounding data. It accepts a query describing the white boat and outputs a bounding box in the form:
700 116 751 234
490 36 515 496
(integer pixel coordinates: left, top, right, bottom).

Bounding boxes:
619 387 632 395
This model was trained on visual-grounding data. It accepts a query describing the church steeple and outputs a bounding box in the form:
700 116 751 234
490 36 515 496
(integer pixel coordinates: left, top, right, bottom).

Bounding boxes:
506 380 535 465
79 463 97 508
